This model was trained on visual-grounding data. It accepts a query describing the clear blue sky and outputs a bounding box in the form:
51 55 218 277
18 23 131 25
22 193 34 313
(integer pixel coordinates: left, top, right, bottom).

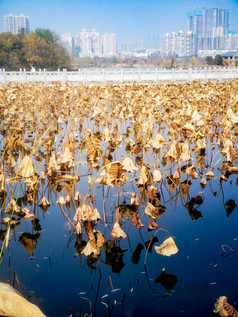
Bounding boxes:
1 0 238 46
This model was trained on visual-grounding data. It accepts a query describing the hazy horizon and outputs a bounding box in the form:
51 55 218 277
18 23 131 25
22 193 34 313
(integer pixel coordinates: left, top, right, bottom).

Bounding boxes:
1 0 238 47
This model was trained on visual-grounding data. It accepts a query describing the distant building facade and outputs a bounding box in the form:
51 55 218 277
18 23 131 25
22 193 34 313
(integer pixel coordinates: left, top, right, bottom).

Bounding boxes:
4 14 30 34
62 29 116 58
225 33 238 51
162 7 234 57
162 31 197 57
187 8 229 50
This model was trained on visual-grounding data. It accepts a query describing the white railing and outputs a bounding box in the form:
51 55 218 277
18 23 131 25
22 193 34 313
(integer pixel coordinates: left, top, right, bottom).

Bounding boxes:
0 67 237 84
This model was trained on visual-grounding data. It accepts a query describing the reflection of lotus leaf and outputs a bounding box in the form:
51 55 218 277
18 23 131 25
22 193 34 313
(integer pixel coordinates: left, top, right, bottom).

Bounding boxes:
117 204 138 219
155 271 178 291
225 199 237 217
132 243 144 264
19 233 40 254
103 240 127 273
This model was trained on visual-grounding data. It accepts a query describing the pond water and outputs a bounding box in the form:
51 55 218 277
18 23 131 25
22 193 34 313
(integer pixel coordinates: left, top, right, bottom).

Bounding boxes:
0 81 238 317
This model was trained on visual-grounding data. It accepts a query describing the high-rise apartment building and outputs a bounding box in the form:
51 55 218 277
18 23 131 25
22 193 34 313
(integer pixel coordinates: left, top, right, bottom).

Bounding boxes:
162 31 197 57
101 33 116 56
225 32 238 50
62 30 116 58
4 14 30 34
187 8 229 50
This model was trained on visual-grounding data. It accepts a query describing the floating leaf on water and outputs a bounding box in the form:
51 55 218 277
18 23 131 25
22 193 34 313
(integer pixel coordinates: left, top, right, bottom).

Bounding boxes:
110 221 127 240
155 237 178 257
0 282 46 317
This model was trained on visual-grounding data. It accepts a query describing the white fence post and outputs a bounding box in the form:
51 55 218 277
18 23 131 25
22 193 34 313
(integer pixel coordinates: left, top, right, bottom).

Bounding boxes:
120 68 124 82
43 69 47 83
2 69 6 84
23 69 27 82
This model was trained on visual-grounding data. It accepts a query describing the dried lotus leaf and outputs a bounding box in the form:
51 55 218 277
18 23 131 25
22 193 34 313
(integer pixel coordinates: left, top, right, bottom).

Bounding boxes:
110 221 127 240
151 134 167 149
131 212 144 229
17 155 34 178
84 129 101 161
48 153 59 176
155 237 178 256
104 161 124 187
213 296 231 317
222 139 237 162
56 196 66 205
153 170 162 183
148 221 159 231
122 157 138 173
137 165 148 186
180 142 191 161
131 193 139 206
0 174 5 193
182 123 195 134
39 197 50 207
61 146 73 166
197 138 206 150
168 142 177 160
206 171 215 178
0 282 46 317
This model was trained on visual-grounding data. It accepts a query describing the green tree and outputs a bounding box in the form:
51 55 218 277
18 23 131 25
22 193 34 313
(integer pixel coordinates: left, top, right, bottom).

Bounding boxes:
205 56 214 65
214 54 223 66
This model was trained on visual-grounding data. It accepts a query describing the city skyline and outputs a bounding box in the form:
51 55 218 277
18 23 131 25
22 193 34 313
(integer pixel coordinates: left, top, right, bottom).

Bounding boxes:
0 0 238 46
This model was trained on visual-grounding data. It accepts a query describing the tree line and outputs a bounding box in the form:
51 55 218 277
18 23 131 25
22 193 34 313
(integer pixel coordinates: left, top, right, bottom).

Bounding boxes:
0 29 71 70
